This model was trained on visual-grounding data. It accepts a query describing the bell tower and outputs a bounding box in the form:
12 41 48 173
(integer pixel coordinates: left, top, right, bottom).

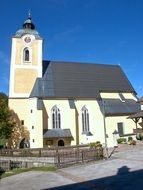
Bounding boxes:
9 13 43 98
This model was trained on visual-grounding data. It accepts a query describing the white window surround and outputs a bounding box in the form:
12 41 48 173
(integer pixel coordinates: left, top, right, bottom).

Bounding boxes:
81 106 90 133
22 47 32 64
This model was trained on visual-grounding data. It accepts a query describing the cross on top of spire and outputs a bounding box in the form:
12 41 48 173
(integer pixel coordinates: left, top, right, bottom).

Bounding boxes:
28 9 31 19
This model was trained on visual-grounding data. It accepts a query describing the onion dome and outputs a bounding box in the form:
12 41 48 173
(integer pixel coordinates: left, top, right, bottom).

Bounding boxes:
15 12 41 39
23 12 35 30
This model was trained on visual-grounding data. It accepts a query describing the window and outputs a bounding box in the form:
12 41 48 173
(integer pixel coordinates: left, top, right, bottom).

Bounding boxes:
51 105 61 129
32 126 34 129
117 122 124 136
23 47 30 62
21 120 24 125
81 106 90 133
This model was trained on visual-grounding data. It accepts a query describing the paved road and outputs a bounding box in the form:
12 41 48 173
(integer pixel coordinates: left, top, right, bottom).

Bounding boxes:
1 145 143 190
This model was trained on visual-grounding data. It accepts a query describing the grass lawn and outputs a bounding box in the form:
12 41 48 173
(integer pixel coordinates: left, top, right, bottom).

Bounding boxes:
1 166 57 179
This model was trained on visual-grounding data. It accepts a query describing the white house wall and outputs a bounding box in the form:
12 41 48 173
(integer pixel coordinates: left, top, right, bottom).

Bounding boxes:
43 99 76 145
105 116 136 147
43 99 106 146
35 98 137 147
29 98 43 148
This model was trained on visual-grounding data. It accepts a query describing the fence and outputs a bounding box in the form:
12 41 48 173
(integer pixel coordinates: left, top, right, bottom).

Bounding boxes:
0 145 104 169
0 145 89 157
55 147 103 168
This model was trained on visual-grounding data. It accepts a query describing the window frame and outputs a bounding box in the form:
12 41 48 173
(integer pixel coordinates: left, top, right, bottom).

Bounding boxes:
23 47 32 63
81 106 90 133
51 105 61 129
117 122 124 137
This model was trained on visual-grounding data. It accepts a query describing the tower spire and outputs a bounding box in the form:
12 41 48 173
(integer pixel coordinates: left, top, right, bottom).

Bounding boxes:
23 10 35 30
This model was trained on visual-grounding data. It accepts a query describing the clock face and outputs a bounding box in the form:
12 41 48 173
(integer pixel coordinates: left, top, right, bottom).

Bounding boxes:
24 36 31 43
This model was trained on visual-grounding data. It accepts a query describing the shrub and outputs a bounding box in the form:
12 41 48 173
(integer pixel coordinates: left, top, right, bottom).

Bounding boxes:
117 138 127 144
128 136 133 141
89 141 102 149
128 139 136 145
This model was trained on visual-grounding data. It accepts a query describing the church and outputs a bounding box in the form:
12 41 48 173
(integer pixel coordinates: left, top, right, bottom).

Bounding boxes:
9 14 140 148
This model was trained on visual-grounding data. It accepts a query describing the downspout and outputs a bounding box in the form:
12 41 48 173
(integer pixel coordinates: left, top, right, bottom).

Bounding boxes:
102 100 109 158
75 107 79 145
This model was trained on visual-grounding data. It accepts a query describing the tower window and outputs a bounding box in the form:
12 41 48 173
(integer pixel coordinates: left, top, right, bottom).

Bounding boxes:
23 48 30 62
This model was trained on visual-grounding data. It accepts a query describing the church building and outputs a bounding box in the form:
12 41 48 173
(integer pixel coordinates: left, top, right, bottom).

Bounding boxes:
9 14 140 148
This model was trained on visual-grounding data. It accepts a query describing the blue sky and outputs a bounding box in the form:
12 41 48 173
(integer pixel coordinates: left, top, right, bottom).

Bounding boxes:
0 0 143 97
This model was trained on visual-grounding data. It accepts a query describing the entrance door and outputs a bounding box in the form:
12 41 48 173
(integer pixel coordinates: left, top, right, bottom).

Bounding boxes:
19 138 30 148
58 139 64 146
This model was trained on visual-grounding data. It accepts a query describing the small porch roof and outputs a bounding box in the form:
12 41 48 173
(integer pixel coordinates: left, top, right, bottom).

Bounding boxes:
43 129 74 140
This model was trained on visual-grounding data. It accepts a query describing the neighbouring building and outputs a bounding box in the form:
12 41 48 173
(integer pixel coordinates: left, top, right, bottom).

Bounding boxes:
9 14 141 148
139 97 143 110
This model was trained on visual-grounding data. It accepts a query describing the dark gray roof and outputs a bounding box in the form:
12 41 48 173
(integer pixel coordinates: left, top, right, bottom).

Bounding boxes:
128 110 143 119
98 99 140 116
43 129 73 139
30 61 136 98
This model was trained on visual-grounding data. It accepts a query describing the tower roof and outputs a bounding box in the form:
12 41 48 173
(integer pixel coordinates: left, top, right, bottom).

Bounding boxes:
14 12 41 39
23 11 35 30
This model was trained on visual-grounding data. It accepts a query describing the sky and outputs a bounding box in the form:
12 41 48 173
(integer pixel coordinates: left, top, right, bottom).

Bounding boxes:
0 0 143 97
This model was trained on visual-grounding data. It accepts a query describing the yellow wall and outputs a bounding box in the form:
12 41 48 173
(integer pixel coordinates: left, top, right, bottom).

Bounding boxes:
9 98 30 128
9 98 43 148
100 92 137 101
14 69 37 93
15 38 41 65
9 96 137 148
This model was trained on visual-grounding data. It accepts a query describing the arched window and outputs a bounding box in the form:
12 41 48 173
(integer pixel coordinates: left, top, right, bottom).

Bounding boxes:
23 48 30 62
81 106 90 133
51 105 61 129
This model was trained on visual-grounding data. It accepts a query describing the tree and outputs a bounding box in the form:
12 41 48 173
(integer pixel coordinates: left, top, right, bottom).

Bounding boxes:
0 93 15 147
